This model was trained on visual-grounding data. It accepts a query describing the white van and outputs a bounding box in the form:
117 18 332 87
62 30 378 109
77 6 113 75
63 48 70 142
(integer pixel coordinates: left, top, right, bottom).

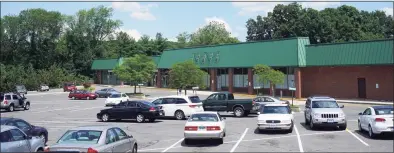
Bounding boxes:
151 95 204 120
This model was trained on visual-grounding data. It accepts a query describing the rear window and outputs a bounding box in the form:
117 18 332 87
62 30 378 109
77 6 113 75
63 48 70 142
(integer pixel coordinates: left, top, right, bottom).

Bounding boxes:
189 96 201 103
110 94 121 98
141 101 155 107
375 108 393 115
261 106 291 114
57 130 102 144
189 114 219 122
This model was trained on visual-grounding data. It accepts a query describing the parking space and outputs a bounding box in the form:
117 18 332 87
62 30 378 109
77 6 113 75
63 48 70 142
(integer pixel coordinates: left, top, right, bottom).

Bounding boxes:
1 88 392 152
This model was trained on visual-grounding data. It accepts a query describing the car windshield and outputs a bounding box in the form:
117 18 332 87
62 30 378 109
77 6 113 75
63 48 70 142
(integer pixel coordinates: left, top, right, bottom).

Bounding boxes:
261 106 290 114
375 108 394 115
312 101 339 108
189 114 218 122
57 130 102 144
110 94 121 98
189 96 201 103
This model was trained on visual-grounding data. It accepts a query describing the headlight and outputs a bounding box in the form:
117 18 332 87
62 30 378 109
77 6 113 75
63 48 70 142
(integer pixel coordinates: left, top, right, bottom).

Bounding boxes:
339 113 345 118
313 113 320 118
282 120 291 124
258 120 265 123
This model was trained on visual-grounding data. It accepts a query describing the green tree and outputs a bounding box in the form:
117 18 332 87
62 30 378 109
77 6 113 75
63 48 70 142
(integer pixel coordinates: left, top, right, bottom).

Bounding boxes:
113 54 156 93
253 64 271 95
189 21 239 46
266 69 285 96
168 60 207 95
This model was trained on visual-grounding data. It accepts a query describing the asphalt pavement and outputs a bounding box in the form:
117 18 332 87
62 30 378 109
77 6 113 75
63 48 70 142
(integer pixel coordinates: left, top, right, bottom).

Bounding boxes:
1 87 392 152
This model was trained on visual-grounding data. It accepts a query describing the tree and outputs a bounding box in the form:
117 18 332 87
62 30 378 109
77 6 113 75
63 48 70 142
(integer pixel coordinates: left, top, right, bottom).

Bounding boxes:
168 60 207 95
253 64 271 95
266 69 285 96
113 54 156 93
189 21 239 46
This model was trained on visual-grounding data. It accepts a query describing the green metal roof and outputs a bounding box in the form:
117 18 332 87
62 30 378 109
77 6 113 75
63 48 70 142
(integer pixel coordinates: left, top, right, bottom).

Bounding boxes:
305 39 394 66
157 37 310 69
151 56 161 66
91 58 120 70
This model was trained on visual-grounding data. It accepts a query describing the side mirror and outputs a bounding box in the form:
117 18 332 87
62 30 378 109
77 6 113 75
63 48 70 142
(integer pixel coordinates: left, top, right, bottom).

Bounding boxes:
340 105 344 108
358 112 363 115
257 112 261 115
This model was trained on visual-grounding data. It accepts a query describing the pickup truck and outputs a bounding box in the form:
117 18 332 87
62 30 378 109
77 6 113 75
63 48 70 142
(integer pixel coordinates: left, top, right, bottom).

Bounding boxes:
202 92 256 117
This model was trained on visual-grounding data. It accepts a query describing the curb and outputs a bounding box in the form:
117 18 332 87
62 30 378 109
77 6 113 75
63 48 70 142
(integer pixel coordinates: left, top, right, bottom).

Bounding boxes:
336 100 392 105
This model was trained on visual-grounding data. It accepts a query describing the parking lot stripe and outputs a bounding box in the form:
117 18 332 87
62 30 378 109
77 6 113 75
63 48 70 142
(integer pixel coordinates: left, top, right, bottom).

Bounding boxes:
294 125 304 152
69 106 104 112
139 147 168 152
346 128 369 146
161 138 184 152
32 106 79 113
230 128 249 153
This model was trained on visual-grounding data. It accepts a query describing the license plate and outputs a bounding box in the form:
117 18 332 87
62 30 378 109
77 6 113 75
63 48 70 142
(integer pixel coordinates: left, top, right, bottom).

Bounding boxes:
199 126 206 130
268 124 276 128
327 119 334 123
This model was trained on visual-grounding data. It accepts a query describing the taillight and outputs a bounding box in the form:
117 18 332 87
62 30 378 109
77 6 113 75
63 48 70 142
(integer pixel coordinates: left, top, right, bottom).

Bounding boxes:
87 147 98 153
149 107 156 112
207 126 221 131
189 105 197 108
3 100 8 105
375 118 386 122
44 147 50 152
184 126 198 131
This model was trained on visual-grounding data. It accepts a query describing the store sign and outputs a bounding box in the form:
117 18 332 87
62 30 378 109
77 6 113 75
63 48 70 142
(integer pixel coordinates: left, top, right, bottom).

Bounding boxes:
192 51 220 64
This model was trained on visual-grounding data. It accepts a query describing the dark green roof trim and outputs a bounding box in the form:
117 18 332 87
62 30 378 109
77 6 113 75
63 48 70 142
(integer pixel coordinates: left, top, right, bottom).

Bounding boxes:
91 58 121 70
306 38 394 47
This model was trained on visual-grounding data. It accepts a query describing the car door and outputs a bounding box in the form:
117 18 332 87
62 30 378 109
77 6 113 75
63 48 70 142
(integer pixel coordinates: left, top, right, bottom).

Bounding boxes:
111 102 128 119
112 128 132 152
0 130 19 152
11 94 21 107
161 98 177 117
13 120 33 137
103 128 120 152
126 102 138 119
9 129 31 152
203 94 219 111
361 108 372 129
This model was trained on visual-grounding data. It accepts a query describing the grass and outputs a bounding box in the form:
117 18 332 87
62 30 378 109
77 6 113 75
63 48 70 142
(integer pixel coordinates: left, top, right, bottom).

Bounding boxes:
125 93 145 96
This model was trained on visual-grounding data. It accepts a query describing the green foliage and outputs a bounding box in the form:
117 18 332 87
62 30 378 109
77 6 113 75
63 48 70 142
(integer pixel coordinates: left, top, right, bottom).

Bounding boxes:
113 54 156 93
267 69 285 86
253 64 271 87
168 60 208 90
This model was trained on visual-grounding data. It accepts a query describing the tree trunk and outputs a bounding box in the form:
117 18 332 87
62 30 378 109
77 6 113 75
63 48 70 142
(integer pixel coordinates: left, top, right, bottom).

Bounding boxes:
184 88 187 95
134 83 137 93
262 80 265 95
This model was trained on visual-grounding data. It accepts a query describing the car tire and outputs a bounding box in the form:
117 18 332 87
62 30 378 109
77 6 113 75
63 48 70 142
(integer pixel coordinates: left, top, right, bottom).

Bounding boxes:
233 107 244 117
309 115 315 130
8 104 14 112
358 121 363 132
288 122 294 133
218 138 223 144
87 97 90 100
339 123 347 131
71 96 75 100
24 103 30 110
136 114 145 123
184 138 190 145
101 113 110 122
132 144 137 153
175 110 185 120
368 125 376 139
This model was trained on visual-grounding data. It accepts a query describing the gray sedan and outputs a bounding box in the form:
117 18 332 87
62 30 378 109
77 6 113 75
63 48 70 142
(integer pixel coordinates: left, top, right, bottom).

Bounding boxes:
95 88 119 98
46 125 137 153
0 125 45 152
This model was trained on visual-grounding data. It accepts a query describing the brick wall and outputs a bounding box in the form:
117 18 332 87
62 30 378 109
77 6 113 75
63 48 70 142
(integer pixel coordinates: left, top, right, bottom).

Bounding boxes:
301 66 394 101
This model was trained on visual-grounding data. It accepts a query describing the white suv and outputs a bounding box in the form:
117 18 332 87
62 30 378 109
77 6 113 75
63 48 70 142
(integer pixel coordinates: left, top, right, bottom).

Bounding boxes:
151 95 204 120
304 96 347 130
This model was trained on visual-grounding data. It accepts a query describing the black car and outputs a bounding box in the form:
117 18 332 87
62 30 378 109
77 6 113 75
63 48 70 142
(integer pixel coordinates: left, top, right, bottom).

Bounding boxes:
0 117 48 144
97 100 162 123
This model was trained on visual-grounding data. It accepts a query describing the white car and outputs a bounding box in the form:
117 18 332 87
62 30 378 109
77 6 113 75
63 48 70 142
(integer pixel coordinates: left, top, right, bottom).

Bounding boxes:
358 105 394 138
38 84 49 92
104 93 129 106
151 95 204 120
257 104 294 133
184 112 226 144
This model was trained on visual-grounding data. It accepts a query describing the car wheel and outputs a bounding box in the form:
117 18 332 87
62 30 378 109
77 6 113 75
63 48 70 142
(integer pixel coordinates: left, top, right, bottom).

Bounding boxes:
233 107 244 117
175 111 185 120
368 125 376 138
87 97 90 100
71 96 75 100
218 138 223 144
8 105 14 112
358 121 363 132
132 144 137 153
24 103 30 110
136 114 145 123
101 113 110 122
309 115 315 130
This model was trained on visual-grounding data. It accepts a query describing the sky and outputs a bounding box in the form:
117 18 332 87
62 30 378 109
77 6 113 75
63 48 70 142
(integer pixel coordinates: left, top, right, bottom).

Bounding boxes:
1 0 393 42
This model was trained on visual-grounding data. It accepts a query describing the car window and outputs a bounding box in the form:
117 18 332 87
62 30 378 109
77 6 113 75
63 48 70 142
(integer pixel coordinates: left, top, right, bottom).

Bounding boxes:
57 130 102 144
363 108 371 115
176 98 188 104
110 94 121 98
311 101 339 108
217 94 226 100
261 106 291 114
117 102 127 107
264 97 275 102
207 94 217 100
162 98 176 104
101 89 107 91
12 95 18 100
15 120 31 130
152 99 162 105
0 131 12 142
227 94 234 100
9 129 26 141
106 129 117 144
188 96 201 103
127 102 137 107
189 114 219 122
374 108 393 115
113 128 128 140
5 95 11 100
122 94 127 97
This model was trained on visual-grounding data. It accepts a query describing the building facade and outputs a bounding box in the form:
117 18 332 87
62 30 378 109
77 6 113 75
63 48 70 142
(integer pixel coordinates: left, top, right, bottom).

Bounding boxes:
92 38 394 101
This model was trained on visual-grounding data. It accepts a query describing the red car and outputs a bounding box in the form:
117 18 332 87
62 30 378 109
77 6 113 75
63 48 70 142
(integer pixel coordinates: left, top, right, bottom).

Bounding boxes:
63 82 77 92
68 90 98 100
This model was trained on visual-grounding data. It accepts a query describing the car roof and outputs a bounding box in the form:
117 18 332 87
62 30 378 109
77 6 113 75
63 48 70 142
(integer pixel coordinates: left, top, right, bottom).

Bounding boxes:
309 96 336 101
264 104 289 107
1 125 17 132
372 105 393 109
67 125 118 131
162 95 198 98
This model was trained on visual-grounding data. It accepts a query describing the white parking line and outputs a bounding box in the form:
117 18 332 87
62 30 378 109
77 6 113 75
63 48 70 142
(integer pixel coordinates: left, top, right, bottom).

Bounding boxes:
346 129 369 146
69 106 104 112
161 138 184 152
230 128 248 153
31 106 80 113
294 125 304 152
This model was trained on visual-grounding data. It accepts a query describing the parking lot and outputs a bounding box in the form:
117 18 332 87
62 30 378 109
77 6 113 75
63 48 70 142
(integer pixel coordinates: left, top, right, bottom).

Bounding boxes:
1 87 393 152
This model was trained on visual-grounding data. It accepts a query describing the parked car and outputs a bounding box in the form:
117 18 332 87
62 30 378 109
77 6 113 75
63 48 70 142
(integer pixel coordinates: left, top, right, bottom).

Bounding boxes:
105 93 130 107
151 95 204 120
0 125 45 152
253 95 290 108
68 90 98 100
63 82 77 92
38 84 49 92
0 92 31 112
97 100 162 123
95 88 119 98
202 92 257 117
358 105 394 138
304 96 347 130
184 112 226 144
15 85 27 95
257 104 294 133
0 117 49 144
44 125 137 153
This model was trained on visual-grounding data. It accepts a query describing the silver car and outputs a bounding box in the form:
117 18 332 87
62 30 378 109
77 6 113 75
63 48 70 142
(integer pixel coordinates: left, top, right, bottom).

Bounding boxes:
95 88 119 98
46 125 137 152
252 96 289 112
0 92 31 112
0 125 45 152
